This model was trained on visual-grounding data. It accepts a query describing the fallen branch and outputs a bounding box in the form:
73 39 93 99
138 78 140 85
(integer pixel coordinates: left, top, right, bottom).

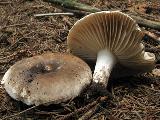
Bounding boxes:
130 15 160 30
34 12 74 17
144 30 160 44
133 3 160 22
44 0 160 30
44 0 100 13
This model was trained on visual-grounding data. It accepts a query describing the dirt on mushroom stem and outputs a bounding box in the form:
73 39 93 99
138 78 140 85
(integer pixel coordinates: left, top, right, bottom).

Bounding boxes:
0 0 160 120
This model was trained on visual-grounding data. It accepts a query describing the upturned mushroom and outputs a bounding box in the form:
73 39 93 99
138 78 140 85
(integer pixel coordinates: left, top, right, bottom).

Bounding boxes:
1 53 92 105
67 11 155 87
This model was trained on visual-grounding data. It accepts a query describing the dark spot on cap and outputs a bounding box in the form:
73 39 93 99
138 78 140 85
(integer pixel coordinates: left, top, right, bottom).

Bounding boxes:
27 79 33 83
27 90 31 94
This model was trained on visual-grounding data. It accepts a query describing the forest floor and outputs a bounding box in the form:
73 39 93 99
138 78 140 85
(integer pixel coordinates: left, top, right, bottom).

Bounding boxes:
0 0 160 120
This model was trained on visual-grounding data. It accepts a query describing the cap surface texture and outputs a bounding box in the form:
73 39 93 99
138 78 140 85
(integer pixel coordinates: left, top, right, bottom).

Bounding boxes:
1 53 92 105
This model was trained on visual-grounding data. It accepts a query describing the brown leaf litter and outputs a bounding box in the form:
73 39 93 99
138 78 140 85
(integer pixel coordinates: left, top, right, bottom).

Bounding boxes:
0 0 160 119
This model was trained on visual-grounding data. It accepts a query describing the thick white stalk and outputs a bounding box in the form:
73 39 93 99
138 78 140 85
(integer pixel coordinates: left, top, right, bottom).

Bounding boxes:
93 49 115 86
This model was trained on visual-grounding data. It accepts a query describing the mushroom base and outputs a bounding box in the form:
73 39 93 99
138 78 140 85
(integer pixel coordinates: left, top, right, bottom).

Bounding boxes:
93 49 115 87
86 82 112 99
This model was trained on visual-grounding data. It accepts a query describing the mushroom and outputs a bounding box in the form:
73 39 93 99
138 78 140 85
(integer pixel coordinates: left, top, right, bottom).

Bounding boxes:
1 53 92 105
67 11 155 88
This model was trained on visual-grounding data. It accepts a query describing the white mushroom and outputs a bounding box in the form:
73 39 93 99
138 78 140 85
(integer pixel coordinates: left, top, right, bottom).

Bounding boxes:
67 11 155 87
1 53 92 105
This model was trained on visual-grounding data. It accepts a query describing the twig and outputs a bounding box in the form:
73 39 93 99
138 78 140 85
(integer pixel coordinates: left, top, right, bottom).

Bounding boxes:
44 0 100 13
145 46 160 53
0 2 12 5
56 100 97 120
128 14 160 30
133 3 160 22
34 12 74 17
140 85 160 92
61 7 89 16
1 105 38 120
142 42 154 48
9 32 33 49
144 30 160 43
44 0 160 30
133 111 143 120
0 23 27 30
78 96 107 120
78 104 99 120
57 97 107 120
35 111 64 116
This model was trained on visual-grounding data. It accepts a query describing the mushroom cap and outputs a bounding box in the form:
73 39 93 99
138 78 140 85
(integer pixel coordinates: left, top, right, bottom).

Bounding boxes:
67 11 155 75
1 53 92 105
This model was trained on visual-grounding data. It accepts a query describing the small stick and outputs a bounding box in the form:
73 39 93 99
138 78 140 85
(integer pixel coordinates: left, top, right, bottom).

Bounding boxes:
1 105 38 120
57 97 107 120
78 104 99 120
145 46 160 53
34 13 74 17
9 32 34 49
44 0 160 30
129 14 160 30
0 23 27 29
56 100 97 120
144 30 160 43
133 111 143 120
44 0 100 13
0 2 12 5
78 96 107 120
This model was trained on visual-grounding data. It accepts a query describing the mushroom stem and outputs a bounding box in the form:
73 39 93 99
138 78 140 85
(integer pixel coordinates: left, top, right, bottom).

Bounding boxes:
93 49 115 87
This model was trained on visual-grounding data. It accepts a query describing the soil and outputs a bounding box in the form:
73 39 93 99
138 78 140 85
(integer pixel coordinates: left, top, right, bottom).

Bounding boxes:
0 0 160 120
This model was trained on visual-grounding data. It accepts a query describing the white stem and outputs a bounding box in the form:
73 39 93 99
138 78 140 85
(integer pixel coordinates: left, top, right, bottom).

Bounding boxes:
93 49 115 86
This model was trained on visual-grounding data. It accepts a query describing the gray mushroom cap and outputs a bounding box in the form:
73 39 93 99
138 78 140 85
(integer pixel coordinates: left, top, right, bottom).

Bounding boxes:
1 53 92 105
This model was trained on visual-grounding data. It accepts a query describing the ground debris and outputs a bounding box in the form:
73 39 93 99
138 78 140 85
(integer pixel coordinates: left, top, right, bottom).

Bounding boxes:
0 0 160 120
